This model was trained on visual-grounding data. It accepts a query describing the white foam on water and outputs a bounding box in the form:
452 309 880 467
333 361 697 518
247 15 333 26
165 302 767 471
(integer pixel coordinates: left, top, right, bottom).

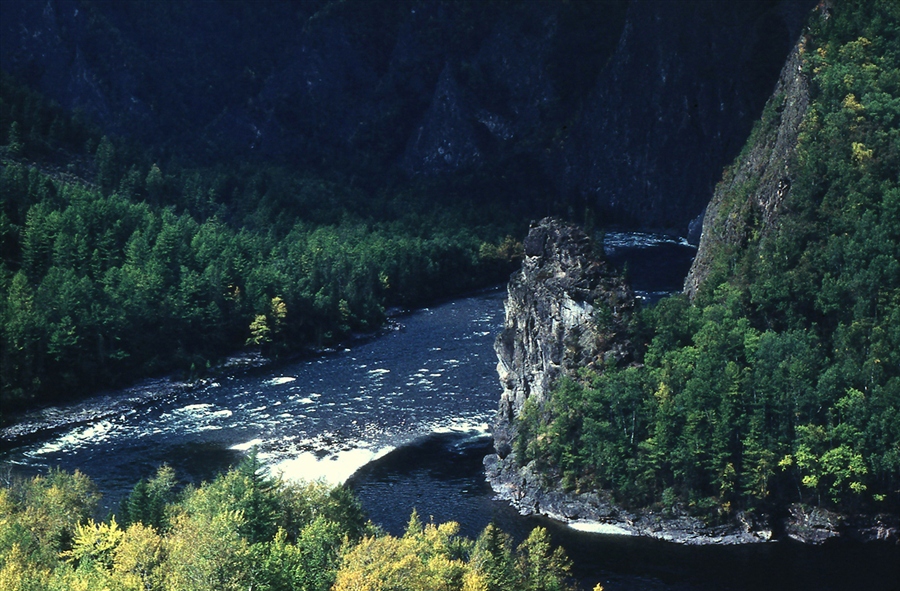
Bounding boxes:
178 403 213 413
368 368 390 376
32 420 117 456
430 419 491 436
230 438 264 451
266 376 297 385
567 520 633 536
603 231 695 252
270 445 395 485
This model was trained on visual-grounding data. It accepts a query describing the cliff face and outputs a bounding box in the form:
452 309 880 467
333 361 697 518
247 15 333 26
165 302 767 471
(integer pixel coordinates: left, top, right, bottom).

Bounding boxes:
684 39 810 300
487 8 900 542
485 218 774 544
491 218 635 458
0 0 816 233
553 0 814 231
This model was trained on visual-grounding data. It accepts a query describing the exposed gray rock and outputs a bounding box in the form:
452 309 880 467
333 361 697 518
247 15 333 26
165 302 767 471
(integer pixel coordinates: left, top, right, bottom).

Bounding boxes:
484 218 771 544
783 503 844 544
684 38 810 300
485 449 774 545
483 218 900 545
491 217 635 459
783 504 900 545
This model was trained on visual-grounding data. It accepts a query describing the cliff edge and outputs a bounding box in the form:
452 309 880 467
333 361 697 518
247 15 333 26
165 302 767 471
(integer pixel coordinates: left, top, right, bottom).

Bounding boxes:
485 26 900 544
490 218 635 461
684 40 809 300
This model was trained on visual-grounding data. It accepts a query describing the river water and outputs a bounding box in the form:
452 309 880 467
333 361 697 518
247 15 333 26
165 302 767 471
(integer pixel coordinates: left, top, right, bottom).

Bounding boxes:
1 233 897 590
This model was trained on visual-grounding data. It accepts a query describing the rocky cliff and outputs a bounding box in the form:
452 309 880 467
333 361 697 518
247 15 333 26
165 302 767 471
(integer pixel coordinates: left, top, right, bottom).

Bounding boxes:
484 217 775 543
490 217 636 460
684 39 810 300
0 0 816 233
486 19 900 543
484 215 899 546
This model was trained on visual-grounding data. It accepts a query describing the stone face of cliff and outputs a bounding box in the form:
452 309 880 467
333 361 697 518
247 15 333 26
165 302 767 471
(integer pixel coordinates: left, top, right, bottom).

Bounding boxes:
485 217 776 544
0 0 816 233
552 0 814 231
684 39 811 300
491 217 635 459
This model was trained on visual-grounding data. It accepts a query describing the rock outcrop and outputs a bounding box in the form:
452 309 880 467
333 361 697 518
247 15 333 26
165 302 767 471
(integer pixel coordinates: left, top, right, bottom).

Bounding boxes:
483 218 899 545
0 0 815 233
484 219 777 544
684 38 810 300
490 217 635 460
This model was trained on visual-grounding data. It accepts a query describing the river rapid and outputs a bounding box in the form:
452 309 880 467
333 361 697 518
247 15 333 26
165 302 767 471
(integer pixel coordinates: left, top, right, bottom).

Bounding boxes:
2 233 897 591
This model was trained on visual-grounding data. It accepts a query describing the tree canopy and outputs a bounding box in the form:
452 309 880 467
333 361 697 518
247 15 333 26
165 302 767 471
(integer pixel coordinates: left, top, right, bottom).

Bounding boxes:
514 0 900 518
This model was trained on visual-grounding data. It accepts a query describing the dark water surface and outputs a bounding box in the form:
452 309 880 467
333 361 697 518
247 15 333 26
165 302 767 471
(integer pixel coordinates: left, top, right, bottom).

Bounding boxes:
350 431 900 591
2 233 897 590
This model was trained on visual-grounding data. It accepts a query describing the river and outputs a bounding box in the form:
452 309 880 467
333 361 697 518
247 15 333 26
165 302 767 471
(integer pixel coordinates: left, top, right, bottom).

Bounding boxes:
1 233 897 590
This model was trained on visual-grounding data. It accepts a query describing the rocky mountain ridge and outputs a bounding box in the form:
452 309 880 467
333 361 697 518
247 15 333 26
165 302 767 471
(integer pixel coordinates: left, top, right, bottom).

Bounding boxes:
0 0 816 233
490 217 636 461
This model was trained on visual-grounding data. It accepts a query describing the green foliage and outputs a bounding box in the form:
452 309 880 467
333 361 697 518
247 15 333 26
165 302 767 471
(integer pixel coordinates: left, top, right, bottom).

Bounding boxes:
471 524 517 591
0 73 523 414
1 469 576 591
333 515 574 591
1 469 100 557
517 0 900 517
119 465 177 531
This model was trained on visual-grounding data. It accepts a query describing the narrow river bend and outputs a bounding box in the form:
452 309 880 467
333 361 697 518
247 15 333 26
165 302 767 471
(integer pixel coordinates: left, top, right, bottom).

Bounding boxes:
2 234 897 591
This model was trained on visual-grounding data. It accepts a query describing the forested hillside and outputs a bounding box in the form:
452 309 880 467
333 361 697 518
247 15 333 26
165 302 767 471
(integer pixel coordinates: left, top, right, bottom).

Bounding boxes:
514 0 900 520
0 0 812 232
0 457 577 590
0 72 522 416
0 0 814 416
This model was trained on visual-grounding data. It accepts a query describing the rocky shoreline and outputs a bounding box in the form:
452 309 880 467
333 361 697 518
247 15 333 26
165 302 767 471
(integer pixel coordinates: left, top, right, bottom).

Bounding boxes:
484 453 772 545
486 218 899 546
485 452 899 545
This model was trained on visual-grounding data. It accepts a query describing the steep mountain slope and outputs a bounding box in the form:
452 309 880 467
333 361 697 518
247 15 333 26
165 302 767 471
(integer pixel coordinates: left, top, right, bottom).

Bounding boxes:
684 37 810 300
489 0 900 542
0 0 814 233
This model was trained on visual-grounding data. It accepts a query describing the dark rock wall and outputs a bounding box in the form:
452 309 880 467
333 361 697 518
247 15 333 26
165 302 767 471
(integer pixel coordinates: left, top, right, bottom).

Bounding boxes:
0 0 816 233
492 217 634 459
555 0 815 231
684 39 810 300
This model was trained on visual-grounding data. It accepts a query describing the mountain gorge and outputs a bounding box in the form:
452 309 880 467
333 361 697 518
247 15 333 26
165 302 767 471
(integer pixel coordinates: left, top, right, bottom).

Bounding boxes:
1 0 813 232
3 0 898 546
4 1 900 589
0 0 816 412
488 0 900 542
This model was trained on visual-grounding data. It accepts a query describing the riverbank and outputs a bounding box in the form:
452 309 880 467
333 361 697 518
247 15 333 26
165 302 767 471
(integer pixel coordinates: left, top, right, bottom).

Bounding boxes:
0 306 422 447
484 453 900 545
